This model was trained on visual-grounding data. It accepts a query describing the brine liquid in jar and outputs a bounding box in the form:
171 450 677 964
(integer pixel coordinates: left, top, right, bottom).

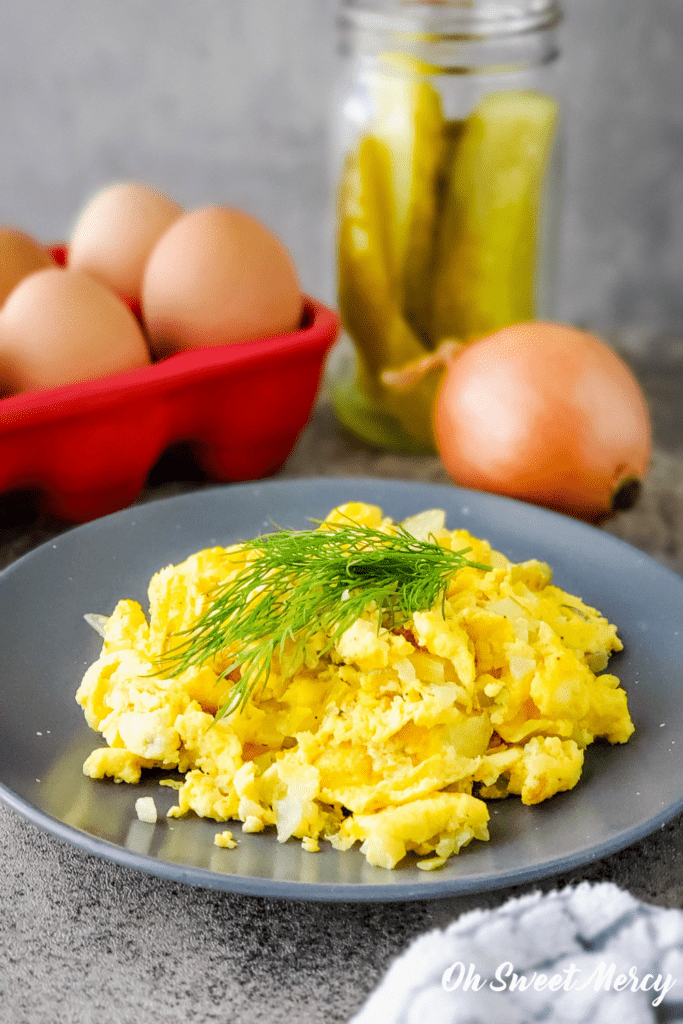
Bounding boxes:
330 0 564 452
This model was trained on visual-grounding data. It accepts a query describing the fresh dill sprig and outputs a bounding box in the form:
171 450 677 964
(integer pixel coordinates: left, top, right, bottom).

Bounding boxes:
155 517 491 720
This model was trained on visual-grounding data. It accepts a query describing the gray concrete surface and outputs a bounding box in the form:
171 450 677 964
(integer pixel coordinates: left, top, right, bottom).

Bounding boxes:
0 334 682 1023
3 798 683 1024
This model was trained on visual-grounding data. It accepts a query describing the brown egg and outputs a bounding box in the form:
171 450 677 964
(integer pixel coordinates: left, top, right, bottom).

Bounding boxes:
0 267 151 395
69 181 184 307
141 206 304 359
0 228 57 306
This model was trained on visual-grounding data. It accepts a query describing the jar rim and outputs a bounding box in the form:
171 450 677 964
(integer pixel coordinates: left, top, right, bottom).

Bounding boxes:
339 1 563 36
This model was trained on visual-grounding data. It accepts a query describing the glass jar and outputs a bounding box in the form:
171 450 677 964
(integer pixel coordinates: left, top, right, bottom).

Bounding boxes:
329 0 564 453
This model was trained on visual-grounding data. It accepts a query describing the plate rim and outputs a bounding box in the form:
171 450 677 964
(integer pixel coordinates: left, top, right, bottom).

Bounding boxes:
2 476 682 902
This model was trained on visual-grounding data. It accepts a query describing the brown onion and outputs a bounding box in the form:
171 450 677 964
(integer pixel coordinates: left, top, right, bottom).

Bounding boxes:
384 322 652 522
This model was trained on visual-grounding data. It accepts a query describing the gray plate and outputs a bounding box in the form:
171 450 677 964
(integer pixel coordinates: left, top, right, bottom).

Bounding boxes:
1 477 682 902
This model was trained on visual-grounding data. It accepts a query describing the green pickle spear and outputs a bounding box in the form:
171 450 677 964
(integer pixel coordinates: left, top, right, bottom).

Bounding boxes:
336 137 439 450
335 61 446 450
430 89 560 344
337 136 425 379
368 55 446 345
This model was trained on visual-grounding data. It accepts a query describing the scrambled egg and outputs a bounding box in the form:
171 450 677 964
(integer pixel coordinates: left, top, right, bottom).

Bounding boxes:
75 502 634 870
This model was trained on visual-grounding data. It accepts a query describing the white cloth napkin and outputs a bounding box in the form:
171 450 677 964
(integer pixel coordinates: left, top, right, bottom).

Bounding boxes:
350 883 683 1024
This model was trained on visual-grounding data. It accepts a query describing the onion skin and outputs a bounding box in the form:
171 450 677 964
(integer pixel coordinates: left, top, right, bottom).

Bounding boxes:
431 322 652 523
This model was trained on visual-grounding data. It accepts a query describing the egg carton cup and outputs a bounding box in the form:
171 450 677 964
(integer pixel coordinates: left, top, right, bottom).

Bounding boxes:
0 281 339 523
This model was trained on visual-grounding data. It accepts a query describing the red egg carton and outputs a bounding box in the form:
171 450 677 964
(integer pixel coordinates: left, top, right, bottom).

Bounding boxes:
0 246 340 523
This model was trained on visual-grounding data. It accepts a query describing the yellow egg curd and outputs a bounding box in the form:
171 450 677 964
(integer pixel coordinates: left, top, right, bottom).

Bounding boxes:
76 502 633 870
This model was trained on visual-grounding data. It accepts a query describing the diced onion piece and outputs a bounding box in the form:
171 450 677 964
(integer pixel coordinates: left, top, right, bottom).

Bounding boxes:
135 797 158 824
84 612 109 638
401 509 446 540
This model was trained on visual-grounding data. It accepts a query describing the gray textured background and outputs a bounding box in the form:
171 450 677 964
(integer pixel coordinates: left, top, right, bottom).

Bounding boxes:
0 0 681 331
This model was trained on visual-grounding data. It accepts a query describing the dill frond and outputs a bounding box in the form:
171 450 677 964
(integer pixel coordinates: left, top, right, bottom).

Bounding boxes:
155 516 491 720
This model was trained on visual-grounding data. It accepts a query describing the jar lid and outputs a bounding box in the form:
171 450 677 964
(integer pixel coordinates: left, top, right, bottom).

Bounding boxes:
339 0 562 36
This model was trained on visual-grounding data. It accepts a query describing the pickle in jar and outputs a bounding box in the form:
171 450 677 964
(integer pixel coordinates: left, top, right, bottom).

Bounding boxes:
335 64 447 449
430 89 560 345
337 136 427 381
335 69 560 451
336 136 440 450
367 55 446 345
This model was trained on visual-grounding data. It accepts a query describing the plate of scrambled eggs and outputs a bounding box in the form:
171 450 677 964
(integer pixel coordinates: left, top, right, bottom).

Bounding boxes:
0 478 682 900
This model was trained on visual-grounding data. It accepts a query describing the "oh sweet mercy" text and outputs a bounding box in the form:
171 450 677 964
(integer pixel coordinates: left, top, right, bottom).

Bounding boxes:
442 960 676 1008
